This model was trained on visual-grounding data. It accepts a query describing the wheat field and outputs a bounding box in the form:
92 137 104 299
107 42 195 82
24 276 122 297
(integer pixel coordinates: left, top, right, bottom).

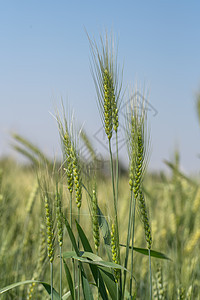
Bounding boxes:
0 33 200 300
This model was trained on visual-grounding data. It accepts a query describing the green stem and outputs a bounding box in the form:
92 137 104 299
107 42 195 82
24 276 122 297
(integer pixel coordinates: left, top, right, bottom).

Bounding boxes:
116 132 122 299
97 270 100 300
70 192 76 299
96 249 100 300
50 261 53 300
73 263 76 300
122 190 134 298
108 139 116 205
149 249 152 300
129 195 136 297
109 138 121 296
78 207 80 300
70 192 73 230
60 246 62 299
108 139 120 258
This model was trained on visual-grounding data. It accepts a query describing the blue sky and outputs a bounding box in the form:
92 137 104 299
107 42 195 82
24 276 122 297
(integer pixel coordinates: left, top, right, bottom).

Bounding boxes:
1 1 200 173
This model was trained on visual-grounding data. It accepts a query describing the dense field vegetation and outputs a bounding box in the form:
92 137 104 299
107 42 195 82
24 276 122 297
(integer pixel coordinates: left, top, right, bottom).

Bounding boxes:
0 33 200 299
0 154 199 299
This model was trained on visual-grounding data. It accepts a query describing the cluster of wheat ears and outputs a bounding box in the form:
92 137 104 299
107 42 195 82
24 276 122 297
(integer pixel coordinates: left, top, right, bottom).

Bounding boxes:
1 33 197 300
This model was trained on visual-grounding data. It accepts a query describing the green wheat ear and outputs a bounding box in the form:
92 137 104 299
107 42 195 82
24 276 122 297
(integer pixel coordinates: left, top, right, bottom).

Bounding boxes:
56 107 82 208
103 68 114 139
63 132 74 194
72 146 82 208
127 90 149 195
111 223 120 282
126 89 152 247
55 189 63 247
138 189 152 249
44 195 54 263
88 32 123 139
57 111 74 194
177 286 186 300
153 264 166 300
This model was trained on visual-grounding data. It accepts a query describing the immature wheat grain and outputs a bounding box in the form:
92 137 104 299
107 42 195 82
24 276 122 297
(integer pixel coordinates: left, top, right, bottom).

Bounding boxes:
125 91 152 298
186 285 192 300
112 94 119 133
89 33 122 137
111 223 120 282
55 190 63 247
63 132 74 194
103 68 113 140
44 196 54 262
72 147 82 208
177 286 185 300
138 189 152 249
89 33 122 274
155 264 165 300
56 111 74 195
129 118 145 196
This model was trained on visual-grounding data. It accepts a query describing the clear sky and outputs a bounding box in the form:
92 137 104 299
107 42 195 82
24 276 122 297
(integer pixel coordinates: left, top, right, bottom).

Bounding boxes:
1 1 200 174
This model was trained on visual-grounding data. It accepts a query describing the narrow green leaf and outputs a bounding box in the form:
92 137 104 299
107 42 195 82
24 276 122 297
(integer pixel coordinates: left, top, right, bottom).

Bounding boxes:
62 251 77 259
76 220 93 252
97 206 111 246
76 221 108 300
120 244 172 261
0 280 35 294
63 260 75 300
97 260 125 270
63 252 126 270
63 216 79 255
81 268 94 300
99 268 118 300
0 280 60 299
42 282 60 299
61 225 94 300
62 250 119 299
81 251 103 261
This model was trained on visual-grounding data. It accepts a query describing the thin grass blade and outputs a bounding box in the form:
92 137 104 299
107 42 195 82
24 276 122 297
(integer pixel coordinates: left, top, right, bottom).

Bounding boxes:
97 206 112 260
80 268 94 300
99 268 118 300
76 221 108 300
120 244 171 260
63 260 75 300
63 251 127 269
0 280 60 299
63 216 79 255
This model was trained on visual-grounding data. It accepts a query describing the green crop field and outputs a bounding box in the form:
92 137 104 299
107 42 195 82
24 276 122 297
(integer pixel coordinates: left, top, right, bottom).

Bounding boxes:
0 34 199 300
